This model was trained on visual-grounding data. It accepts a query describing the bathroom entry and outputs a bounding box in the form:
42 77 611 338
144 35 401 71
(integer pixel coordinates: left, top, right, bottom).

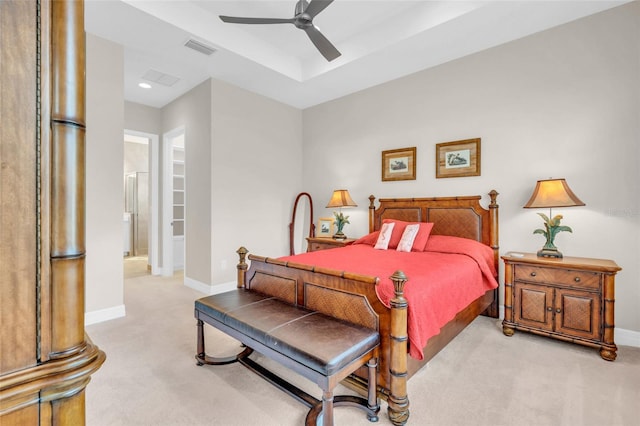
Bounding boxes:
123 133 151 278
124 171 149 256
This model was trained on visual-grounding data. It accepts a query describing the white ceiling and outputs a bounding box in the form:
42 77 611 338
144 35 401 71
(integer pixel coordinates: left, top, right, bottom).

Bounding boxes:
85 0 629 110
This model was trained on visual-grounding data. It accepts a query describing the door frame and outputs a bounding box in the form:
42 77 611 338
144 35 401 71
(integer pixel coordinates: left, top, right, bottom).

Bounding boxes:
124 129 160 275
162 126 186 277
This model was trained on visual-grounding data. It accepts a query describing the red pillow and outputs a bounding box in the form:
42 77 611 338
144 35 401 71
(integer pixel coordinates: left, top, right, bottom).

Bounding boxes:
382 219 434 251
353 231 380 246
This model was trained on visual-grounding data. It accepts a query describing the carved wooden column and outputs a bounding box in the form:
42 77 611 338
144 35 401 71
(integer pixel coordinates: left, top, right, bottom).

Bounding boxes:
387 271 410 426
0 0 105 423
486 189 500 318
50 0 87 359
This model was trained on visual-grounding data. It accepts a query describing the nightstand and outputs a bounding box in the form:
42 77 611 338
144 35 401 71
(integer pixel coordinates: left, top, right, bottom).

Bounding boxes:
502 253 621 361
306 237 356 252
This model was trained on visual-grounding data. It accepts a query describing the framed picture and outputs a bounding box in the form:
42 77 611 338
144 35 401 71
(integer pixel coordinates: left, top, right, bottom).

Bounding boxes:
435 138 481 178
382 147 416 181
317 217 334 238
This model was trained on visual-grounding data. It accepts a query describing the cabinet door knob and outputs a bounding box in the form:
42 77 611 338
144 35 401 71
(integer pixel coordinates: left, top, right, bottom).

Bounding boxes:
556 308 561 313
547 307 553 311
530 272 537 277
574 277 581 282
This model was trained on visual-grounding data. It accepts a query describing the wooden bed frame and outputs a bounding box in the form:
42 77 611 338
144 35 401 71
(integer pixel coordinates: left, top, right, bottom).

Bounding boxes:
235 191 499 425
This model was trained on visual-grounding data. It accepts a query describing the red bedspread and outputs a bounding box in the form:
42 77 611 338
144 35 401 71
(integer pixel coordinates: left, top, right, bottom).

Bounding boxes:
279 235 498 360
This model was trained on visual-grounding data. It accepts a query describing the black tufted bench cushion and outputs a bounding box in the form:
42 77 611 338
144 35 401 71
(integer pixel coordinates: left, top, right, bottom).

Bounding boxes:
195 289 380 426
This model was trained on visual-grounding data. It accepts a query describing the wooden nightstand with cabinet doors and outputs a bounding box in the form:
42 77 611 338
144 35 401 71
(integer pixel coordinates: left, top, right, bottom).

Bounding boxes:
502 253 621 361
306 237 356 252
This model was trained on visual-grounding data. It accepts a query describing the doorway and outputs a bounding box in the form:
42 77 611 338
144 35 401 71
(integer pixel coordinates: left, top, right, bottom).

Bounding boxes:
123 130 160 278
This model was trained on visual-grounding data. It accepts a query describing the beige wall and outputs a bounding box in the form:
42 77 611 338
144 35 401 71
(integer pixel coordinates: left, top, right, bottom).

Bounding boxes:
124 101 162 135
211 80 303 285
85 34 125 319
302 2 640 335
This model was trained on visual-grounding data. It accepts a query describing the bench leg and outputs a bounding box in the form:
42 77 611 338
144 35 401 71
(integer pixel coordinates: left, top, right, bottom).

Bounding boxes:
306 355 380 426
195 319 253 366
321 390 334 426
367 357 380 422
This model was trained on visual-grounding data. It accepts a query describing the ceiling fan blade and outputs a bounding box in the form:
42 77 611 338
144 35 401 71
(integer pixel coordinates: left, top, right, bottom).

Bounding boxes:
304 0 334 19
219 16 294 25
303 25 341 61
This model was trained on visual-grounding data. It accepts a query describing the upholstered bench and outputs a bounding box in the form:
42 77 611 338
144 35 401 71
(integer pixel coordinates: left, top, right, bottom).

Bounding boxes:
195 289 380 426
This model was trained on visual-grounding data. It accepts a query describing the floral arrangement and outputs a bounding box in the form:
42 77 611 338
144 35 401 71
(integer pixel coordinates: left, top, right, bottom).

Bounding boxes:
333 211 350 235
533 213 572 251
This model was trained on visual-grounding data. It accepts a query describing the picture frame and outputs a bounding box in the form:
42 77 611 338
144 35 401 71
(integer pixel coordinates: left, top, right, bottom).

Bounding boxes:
381 147 416 181
317 217 334 238
435 138 481 178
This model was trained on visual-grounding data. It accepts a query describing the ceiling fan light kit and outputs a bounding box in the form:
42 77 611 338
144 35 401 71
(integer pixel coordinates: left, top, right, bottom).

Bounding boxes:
219 0 341 62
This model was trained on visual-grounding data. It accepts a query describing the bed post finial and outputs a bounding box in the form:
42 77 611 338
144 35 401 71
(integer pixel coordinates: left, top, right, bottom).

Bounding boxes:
369 195 376 233
489 189 498 207
388 270 410 425
237 247 248 289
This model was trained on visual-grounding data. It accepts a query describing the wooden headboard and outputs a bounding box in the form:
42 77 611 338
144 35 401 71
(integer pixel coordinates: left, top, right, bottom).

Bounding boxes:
368 190 499 262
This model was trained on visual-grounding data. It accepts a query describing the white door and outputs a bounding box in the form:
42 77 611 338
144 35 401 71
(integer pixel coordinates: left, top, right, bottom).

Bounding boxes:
162 127 185 276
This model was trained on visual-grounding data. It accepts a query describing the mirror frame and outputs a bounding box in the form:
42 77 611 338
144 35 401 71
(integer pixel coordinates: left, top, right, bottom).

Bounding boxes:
289 192 314 255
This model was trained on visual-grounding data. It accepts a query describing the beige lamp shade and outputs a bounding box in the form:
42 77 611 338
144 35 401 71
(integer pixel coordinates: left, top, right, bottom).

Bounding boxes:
523 179 585 209
326 189 358 208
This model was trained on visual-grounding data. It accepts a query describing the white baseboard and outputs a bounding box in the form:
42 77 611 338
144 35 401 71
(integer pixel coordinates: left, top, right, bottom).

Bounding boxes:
617 327 640 348
184 276 236 295
210 281 238 294
85 304 126 326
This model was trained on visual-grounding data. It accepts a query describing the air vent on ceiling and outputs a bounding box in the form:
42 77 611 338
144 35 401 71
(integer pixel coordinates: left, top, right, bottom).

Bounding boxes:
184 38 216 56
141 69 180 87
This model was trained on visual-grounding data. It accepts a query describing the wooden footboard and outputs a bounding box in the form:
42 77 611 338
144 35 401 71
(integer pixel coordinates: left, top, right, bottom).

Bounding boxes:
236 247 410 424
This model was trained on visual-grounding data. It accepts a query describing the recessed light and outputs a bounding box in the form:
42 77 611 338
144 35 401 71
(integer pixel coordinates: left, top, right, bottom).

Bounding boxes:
138 82 152 89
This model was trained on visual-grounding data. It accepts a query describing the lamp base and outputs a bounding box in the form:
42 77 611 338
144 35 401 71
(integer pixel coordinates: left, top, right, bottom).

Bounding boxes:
332 231 347 240
537 248 563 258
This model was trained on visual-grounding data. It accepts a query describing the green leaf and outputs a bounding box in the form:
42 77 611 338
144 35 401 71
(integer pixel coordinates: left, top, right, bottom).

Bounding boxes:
537 212 550 223
555 225 573 233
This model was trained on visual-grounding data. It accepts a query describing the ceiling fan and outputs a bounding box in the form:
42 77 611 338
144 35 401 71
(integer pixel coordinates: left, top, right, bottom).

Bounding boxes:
219 0 341 62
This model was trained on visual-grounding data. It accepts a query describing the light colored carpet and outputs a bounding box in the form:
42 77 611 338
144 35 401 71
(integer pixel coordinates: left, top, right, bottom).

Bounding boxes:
86 271 640 426
123 256 150 279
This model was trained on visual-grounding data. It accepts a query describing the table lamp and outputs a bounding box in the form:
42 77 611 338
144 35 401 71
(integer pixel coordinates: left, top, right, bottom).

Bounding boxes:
523 178 585 258
326 189 357 240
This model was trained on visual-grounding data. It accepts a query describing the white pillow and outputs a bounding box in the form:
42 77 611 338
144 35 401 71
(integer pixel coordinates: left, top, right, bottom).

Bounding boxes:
396 224 420 252
374 222 395 250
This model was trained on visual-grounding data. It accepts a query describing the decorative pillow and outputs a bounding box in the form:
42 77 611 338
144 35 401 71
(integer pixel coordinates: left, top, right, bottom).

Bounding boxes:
396 224 420 252
382 219 434 251
374 222 395 250
353 231 380 246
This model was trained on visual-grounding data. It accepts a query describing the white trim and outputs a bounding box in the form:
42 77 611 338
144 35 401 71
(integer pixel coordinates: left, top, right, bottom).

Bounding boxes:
184 276 236 295
162 126 186 277
617 327 640 348
149 133 160 275
123 129 160 275
162 131 173 276
210 281 238 294
85 304 126 326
